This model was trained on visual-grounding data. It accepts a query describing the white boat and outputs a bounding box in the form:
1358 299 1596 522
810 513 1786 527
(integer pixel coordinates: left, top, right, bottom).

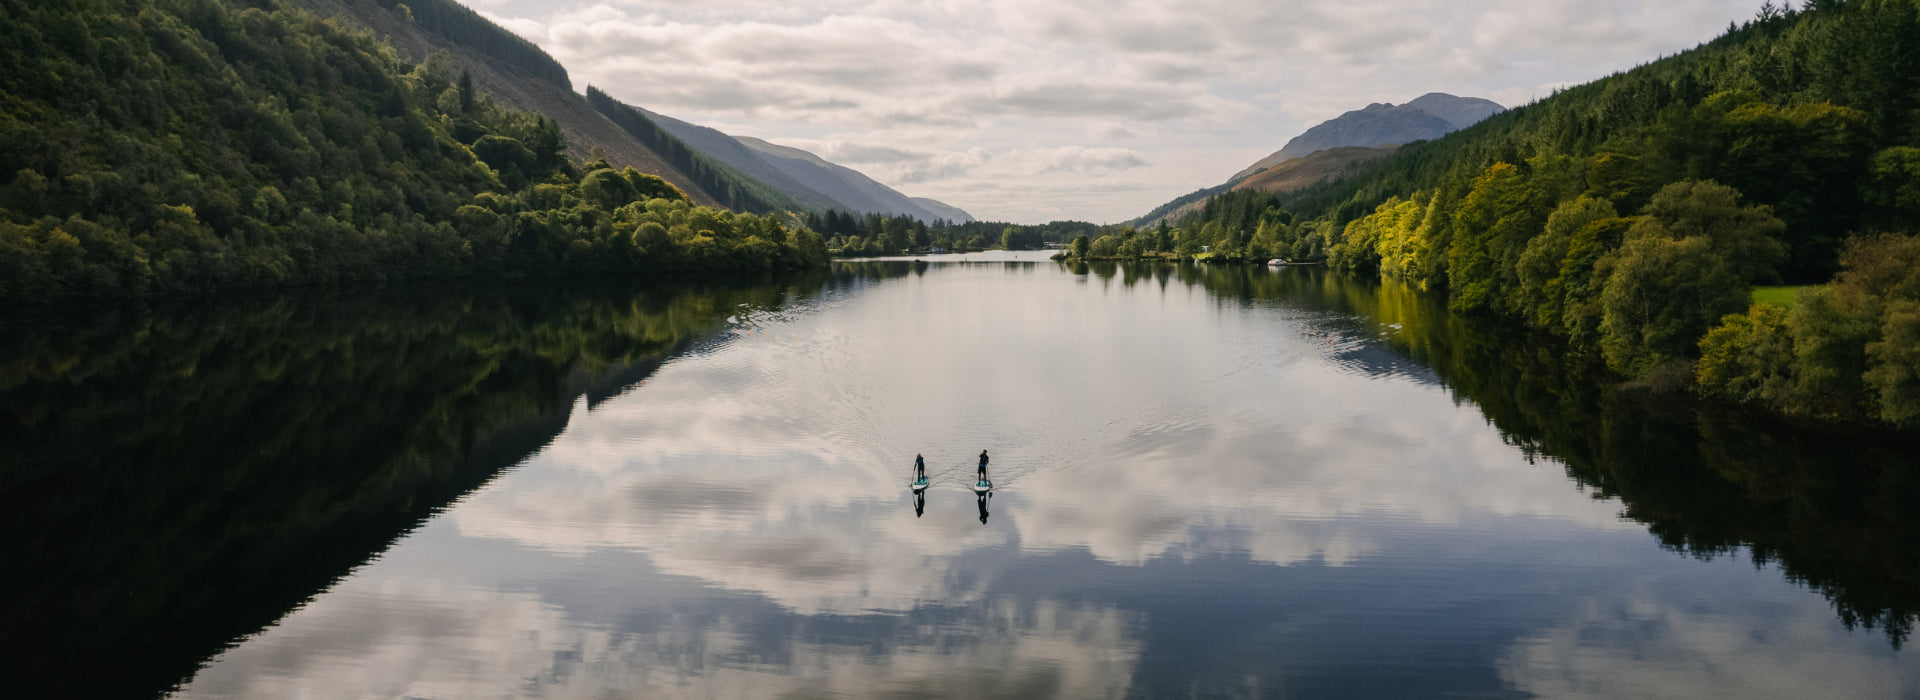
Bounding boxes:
1267 259 1288 267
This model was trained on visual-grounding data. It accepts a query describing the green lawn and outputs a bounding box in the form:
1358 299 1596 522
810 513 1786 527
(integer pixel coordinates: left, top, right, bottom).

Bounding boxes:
1752 285 1814 309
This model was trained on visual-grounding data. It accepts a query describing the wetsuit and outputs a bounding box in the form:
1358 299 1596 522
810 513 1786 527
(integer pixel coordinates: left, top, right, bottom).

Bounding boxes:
977 452 989 481
914 455 926 480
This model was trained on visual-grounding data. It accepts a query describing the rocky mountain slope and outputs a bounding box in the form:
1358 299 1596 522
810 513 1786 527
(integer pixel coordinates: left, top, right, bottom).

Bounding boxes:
1228 94 1503 183
736 136 974 223
640 109 971 223
909 197 975 224
1141 146 1399 227
1233 145 1400 193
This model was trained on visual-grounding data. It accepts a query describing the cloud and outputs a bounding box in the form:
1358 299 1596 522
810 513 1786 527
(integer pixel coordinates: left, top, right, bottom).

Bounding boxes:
1033 147 1149 174
986 84 1202 121
892 147 993 184
815 143 931 164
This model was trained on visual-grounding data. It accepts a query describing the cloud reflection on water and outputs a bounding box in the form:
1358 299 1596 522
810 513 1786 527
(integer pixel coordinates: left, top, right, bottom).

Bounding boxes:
446 261 1632 612
185 566 1141 699
1500 566 1920 699
173 259 1915 698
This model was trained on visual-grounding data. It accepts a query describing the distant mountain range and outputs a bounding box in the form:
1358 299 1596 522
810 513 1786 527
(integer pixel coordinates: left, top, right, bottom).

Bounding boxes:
293 0 968 222
640 110 973 223
1229 94 1504 183
1137 146 1402 227
736 137 973 224
1133 93 1502 226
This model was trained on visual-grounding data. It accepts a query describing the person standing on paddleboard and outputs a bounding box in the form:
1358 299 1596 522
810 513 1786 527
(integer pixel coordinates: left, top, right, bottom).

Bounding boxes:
914 454 927 481
977 450 990 483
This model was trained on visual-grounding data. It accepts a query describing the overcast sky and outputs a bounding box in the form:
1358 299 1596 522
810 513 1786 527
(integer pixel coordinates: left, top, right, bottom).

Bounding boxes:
470 0 1773 224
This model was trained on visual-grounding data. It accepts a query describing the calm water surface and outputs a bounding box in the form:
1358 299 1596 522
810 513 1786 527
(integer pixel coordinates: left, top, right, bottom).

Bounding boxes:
4 251 1917 698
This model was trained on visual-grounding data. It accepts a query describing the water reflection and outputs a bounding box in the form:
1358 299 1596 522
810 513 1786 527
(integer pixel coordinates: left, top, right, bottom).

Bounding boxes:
1098 261 1920 644
2 254 1916 698
0 276 845 699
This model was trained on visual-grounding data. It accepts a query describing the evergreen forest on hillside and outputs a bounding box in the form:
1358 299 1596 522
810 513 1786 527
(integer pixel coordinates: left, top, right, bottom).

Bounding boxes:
0 0 825 305
1104 0 1920 429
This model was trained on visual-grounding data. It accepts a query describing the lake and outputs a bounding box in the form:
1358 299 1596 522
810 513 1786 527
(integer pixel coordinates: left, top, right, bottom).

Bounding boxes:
3 251 1916 699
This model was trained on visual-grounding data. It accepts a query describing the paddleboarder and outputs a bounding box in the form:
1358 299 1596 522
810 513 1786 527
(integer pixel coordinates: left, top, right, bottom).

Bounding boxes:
914 453 927 480
977 450 990 483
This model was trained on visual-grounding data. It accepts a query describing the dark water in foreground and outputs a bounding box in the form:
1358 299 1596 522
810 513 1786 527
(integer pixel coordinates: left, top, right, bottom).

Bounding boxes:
3 251 1917 699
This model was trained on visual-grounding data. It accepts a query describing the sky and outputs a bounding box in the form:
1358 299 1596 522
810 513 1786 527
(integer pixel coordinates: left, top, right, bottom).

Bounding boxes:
469 0 1775 224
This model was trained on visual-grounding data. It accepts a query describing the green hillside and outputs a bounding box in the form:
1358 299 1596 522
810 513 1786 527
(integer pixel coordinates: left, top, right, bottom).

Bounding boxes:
288 0 723 206
1292 1 1918 279
0 0 824 304
1143 0 1920 428
1311 1 1920 427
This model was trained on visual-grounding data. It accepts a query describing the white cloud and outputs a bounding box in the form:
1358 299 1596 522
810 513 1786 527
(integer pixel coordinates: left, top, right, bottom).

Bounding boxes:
1032 146 1149 174
488 0 1771 222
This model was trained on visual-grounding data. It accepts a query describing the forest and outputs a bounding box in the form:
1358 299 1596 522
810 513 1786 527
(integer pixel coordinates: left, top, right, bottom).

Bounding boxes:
1124 0 1920 429
0 0 825 306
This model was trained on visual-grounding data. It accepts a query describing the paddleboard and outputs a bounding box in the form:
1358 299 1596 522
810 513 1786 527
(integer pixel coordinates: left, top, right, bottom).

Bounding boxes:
911 477 930 491
973 480 992 493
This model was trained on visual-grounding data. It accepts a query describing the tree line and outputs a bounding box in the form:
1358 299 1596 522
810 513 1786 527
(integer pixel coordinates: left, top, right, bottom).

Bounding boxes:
1057 190 1319 262
0 0 824 306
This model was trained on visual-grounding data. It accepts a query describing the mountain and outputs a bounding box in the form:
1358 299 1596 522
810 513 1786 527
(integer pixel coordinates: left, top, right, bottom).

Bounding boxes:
639 109 972 223
1138 147 1399 227
1403 93 1509 132
1233 146 1399 194
1228 94 1504 183
290 0 724 206
734 136 974 223
909 197 976 224
1132 93 1501 226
